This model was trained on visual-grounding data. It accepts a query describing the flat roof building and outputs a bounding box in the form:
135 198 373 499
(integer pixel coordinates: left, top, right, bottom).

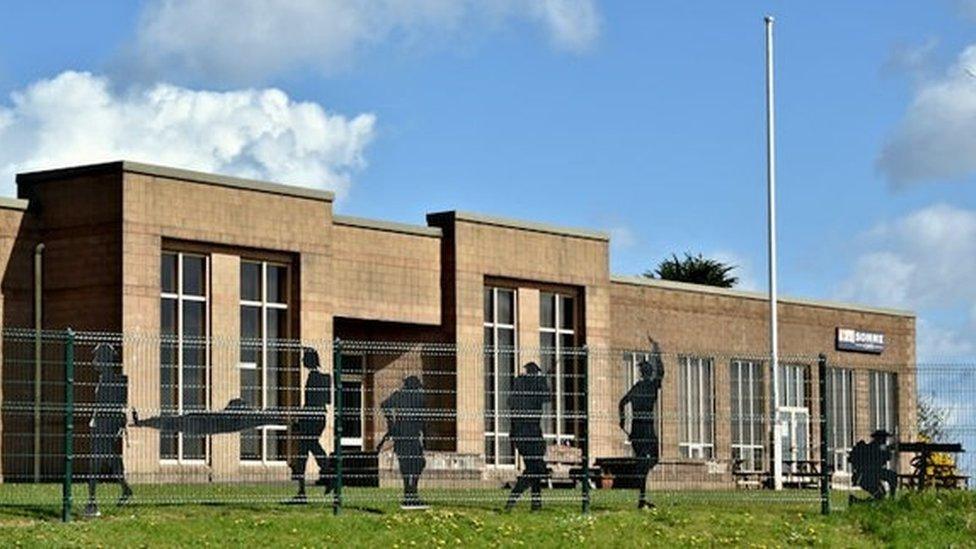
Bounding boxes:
0 161 915 489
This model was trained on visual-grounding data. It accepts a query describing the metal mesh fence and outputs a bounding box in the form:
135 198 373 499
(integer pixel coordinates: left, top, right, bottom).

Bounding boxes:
0 328 972 520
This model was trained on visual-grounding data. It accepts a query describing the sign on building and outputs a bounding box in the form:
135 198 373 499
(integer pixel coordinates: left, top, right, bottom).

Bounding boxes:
836 328 885 354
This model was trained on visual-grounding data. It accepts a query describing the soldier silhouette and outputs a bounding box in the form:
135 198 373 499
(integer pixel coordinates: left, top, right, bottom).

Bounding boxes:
132 397 289 434
378 376 427 509
849 429 899 502
618 343 664 509
288 347 332 503
85 343 132 517
505 362 551 511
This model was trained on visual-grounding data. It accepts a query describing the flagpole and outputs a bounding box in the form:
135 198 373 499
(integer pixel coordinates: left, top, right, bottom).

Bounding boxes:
765 14 784 491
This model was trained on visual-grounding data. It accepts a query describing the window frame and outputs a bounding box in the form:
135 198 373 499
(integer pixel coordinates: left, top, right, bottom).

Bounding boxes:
868 370 898 435
239 259 290 466
160 251 211 465
622 351 663 452
730 359 765 471
540 292 579 446
827 366 855 473
678 356 715 460
776 363 811 468
484 286 518 468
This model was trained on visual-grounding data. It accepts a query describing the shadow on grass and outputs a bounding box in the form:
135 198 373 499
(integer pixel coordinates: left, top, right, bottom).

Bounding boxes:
0 504 62 521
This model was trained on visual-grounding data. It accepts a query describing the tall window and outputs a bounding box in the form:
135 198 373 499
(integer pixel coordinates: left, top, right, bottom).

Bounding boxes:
827 367 855 473
776 364 807 408
678 356 714 459
730 359 764 471
160 252 209 462
622 351 662 451
240 261 289 463
484 287 517 467
869 371 898 434
540 292 581 446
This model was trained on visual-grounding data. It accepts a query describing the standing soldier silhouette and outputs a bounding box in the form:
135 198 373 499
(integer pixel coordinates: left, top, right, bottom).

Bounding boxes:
289 347 332 503
505 362 550 511
618 343 664 509
85 343 132 517
378 376 427 508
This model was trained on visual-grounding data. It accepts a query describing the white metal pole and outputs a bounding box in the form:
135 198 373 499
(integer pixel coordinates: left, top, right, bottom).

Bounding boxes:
765 15 783 491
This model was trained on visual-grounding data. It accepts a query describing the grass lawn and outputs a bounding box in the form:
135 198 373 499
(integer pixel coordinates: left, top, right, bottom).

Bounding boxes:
0 485 973 547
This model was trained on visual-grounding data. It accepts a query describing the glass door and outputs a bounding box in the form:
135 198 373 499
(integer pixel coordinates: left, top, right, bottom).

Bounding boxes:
341 380 364 451
777 364 810 475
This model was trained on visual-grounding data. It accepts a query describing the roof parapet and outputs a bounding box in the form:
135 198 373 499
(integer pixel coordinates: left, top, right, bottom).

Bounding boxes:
610 275 915 318
334 214 442 237
16 160 335 202
0 197 29 211
427 210 609 242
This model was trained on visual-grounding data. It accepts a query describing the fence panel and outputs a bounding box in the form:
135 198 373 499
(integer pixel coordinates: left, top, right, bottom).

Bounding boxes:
6 328 972 519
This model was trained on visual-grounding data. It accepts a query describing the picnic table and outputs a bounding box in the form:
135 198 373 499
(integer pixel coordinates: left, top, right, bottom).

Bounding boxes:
731 460 824 489
896 442 968 490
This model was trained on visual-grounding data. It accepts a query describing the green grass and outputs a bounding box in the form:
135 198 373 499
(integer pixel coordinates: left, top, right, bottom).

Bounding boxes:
0 485 973 547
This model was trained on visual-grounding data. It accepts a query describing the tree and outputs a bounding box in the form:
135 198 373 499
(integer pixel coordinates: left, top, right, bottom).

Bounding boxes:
917 395 949 442
644 253 739 288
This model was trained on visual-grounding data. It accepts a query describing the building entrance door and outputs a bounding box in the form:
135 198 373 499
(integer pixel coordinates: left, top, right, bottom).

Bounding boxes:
779 407 810 474
340 380 364 451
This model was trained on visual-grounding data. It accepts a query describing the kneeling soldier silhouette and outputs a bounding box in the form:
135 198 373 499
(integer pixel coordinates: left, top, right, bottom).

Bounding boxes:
849 429 899 503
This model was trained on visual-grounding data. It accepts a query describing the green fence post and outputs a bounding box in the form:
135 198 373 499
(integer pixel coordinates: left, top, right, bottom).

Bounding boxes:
581 345 590 514
62 329 75 523
332 339 343 515
818 353 830 516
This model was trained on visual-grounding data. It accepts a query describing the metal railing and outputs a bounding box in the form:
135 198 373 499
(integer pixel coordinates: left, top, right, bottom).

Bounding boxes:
0 329 968 521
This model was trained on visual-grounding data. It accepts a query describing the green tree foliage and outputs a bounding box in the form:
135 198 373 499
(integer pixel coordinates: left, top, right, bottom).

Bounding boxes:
917 395 949 442
645 253 739 288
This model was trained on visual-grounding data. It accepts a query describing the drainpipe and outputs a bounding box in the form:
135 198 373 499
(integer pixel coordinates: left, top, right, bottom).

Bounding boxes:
33 242 44 483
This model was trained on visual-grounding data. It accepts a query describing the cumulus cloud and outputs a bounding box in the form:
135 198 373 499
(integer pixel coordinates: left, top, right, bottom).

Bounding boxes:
710 250 760 292
837 204 976 360
130 0 601 83
607 224 636 250
0 71 376 198
878 44 976 186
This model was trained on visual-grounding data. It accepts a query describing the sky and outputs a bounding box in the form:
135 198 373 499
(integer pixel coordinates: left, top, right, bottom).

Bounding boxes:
1 0 975 362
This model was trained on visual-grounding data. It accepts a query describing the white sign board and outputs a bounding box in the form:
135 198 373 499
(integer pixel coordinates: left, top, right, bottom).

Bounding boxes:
836 328 885 354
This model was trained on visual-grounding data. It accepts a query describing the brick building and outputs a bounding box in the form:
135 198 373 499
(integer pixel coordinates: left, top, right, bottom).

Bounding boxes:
0 161 915 487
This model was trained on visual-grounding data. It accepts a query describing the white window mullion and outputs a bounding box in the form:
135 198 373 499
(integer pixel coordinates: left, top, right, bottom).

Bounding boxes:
176 253 185 462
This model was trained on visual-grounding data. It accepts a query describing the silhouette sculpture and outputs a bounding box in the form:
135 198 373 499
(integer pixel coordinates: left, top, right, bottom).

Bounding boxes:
289 347 333 503
378 376 427 508
618 343 664 509
85 343 132 517
505 362 551 511
132 398 288 434
849 429 899 502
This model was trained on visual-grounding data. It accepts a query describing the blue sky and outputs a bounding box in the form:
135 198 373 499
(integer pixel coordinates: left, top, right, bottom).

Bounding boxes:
1 1 976 361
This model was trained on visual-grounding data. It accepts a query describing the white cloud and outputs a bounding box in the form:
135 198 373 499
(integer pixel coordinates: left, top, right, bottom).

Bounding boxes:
529 0 601 53
130 0 600 83
883 38 939 82
0 71 376 198
607 224 636 250
878 44 976 186
710 250 759 292
837 204 976 360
